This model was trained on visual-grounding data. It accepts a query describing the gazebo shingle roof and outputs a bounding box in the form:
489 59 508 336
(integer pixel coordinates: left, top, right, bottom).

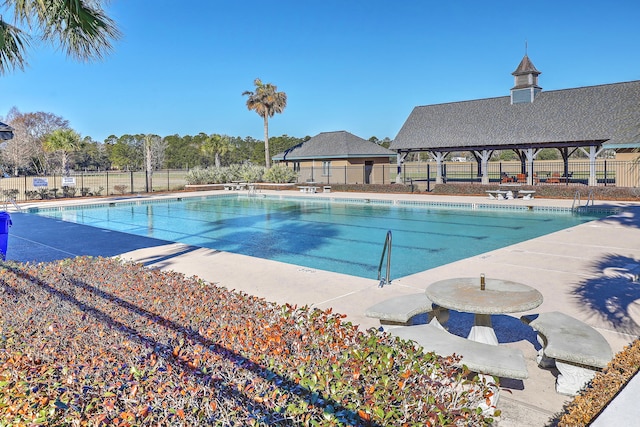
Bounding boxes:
273 131 395 161
390 80 640 152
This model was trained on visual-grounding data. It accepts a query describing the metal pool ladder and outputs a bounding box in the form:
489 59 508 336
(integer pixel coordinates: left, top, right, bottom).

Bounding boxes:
572 190 594 211
3 198 21 212
378 230 392 287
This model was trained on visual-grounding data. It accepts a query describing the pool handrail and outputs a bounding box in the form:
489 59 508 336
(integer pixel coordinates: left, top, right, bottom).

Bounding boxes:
378 230 392 287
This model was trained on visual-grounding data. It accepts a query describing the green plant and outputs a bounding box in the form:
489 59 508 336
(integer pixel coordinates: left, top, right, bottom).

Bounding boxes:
62 186 77 198
0 257 495 426
94 186 104 196
264 163 298 183
184 167 211 185
1 189 19 200
24 190 38 200
37 188 49 199
238 163 265 183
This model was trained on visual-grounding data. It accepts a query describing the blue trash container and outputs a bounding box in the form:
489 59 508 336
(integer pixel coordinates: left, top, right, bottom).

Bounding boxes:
0 211 12 261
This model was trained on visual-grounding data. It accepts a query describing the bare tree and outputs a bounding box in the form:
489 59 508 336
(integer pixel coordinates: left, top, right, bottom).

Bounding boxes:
4 108 68 175
143 134 166 191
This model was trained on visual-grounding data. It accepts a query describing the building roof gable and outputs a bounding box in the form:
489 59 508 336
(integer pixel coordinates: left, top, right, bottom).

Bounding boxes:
390 80 640 152
273 131 395 160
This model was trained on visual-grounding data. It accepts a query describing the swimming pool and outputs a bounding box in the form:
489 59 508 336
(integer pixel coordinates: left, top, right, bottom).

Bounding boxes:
28 195 610 279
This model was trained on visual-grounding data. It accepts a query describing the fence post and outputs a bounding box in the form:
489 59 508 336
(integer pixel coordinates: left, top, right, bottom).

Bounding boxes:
106 170 109 195
427 164 431 192
604 160 607 187
167 169 170 191
131 171 135 194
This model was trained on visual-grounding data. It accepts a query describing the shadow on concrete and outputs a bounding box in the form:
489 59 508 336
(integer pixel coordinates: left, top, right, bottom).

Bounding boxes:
5 212 175 263
409 310 539 347
573 253 640 334
591 204 640 229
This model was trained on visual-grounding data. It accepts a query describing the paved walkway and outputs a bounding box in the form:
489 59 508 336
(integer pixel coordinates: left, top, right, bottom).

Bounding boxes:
5 190 640 426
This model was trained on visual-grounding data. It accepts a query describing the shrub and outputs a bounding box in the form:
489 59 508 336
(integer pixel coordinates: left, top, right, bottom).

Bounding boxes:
430 183 640 200
62 186 77 198
1 189 19 201
557 338 640 426
185 167 243 185
264 163 298 183
24 190 38 200
238 163 265 183
113 185 128 195
184 167 212 185
331 183 417 193
0 257 495 426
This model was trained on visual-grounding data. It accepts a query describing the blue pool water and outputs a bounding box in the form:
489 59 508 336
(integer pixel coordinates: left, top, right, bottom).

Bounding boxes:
29 195 608 279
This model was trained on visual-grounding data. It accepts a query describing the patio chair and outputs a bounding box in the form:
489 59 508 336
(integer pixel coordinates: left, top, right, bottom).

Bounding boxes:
501 173 514 183
548 173 561 184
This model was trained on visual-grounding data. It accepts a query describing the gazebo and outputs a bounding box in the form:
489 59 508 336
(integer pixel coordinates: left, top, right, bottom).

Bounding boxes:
0 122 14 140
390 55 640 186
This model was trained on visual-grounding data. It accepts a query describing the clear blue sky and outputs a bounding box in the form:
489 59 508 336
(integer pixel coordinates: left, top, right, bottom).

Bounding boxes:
2 0 639 143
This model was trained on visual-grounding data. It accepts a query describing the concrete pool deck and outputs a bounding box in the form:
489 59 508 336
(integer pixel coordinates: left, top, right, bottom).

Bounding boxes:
5 190 640 426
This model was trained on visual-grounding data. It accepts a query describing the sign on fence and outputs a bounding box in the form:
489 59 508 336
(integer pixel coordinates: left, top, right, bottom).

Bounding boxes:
62 177 76 186
33 178 48 187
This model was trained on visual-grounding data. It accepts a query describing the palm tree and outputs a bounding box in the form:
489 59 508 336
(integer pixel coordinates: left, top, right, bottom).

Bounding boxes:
43 128 81 175
202 134 231 168
0 0 120 74
242 78 287 169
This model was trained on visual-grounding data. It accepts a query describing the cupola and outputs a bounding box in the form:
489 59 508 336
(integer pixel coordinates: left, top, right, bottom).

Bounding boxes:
511 54 541 104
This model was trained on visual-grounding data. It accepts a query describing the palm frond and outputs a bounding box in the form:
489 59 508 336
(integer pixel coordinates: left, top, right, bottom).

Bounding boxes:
41 0 121 61
0 18 31 73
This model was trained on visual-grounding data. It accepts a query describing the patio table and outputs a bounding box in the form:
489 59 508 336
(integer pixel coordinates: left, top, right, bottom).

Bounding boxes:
425 277 543 345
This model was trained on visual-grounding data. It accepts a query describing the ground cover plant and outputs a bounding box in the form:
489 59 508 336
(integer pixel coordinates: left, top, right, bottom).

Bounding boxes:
557 338 640 426
0 257 496 426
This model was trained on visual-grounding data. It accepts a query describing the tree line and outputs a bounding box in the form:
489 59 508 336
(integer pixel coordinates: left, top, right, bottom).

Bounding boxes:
2 107 393 176
1 108 316 176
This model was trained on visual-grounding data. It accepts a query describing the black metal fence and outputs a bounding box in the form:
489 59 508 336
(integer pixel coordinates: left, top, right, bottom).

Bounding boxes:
1 170 189 202
296 160 639 188
1 160 638 203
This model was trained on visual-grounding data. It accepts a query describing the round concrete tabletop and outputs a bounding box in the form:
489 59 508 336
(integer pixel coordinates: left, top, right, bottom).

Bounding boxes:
425 277 543 314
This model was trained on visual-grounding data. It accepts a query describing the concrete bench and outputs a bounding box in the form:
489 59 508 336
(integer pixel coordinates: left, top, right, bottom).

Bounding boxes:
224 183 246 191
486 190 507 200
364 293 448 325
521 312 613 395
390 321 529 380
323 186 331 193
298 186 318 193
517 190 536 200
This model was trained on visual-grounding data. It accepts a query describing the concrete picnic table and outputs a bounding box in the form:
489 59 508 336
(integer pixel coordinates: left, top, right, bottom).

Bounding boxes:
425 277 543 345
